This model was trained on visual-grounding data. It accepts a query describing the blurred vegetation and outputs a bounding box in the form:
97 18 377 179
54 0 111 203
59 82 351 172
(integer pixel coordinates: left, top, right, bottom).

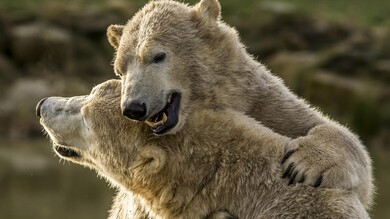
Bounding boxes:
0 0 389 218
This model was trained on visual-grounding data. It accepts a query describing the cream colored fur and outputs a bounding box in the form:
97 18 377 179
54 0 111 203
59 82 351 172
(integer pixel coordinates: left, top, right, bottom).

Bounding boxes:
107 0 374 210
39 80 369 219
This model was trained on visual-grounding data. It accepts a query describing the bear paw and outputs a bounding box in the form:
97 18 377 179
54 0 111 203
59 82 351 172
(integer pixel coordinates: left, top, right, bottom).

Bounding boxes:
280 124 363 190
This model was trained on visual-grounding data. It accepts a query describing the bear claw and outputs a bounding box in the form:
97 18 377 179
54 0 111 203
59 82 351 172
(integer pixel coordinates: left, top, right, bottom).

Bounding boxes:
282 162 295 179
313 175 323 187
281 149 296 164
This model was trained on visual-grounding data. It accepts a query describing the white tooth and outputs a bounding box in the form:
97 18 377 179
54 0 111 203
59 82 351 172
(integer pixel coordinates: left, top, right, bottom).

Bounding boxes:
162 113 168 123
155 120 164 127
145 120 156 128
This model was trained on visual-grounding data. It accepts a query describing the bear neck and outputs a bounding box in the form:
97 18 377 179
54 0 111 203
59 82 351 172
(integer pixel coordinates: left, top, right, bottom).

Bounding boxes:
192 22 268 113
193 21 326 138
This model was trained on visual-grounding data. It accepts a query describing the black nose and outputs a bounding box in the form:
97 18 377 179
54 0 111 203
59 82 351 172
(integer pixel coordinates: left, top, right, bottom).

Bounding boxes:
36 98 47 118
122 101 147 120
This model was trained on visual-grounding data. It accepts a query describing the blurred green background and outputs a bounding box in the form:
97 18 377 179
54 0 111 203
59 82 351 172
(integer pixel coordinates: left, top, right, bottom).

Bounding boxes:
0 0 389 218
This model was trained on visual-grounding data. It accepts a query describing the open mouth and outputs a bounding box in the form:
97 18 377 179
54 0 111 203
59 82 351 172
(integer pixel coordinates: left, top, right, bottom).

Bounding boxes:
145 92 181 135
54 145 80 158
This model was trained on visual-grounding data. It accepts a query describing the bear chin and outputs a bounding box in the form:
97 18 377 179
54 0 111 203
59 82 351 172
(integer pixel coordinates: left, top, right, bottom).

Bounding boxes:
54 145 80 158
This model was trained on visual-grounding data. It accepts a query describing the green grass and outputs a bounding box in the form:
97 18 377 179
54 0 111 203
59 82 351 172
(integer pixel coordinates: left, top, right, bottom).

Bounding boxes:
1 0 390 26
282 0 390 26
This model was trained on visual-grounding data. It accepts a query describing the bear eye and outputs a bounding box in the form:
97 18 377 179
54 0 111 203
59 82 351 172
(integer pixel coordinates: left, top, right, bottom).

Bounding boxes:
152 52 166 64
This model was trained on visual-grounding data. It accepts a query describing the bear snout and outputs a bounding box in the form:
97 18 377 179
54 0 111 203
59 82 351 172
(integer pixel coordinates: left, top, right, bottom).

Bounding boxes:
122 100 147 121
36 97 47 118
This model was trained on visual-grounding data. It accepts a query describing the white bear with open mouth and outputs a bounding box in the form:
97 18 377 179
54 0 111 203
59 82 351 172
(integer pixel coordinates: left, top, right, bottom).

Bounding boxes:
107 0 374 208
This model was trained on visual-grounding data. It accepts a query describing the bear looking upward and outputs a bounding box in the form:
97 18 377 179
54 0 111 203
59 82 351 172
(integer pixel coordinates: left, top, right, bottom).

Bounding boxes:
107 0 373 209
38 79 369 219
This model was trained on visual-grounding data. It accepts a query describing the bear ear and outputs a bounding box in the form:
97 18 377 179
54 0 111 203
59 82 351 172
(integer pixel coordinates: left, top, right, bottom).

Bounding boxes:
107 24 124 49
193 0 221 23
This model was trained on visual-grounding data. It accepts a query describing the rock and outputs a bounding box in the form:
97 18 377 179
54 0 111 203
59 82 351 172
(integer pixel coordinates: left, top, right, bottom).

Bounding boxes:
0 14 7 53
0 79 55 139
304 72 377 108
302 71 385 139
0 55 19 86
319 32 378 77
0 147 51 174
10 22 72 68
48 8 123 36
370 128 390 151
249 9 353 58
374 60 390 82
266 52 320 92
260 1 295 15
373 27 390 59
371 27 390 83
319 27 390 83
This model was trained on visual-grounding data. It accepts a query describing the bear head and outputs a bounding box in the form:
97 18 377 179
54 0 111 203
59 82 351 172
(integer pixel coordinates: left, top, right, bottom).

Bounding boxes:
37 80 169 190
107 0 244 135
